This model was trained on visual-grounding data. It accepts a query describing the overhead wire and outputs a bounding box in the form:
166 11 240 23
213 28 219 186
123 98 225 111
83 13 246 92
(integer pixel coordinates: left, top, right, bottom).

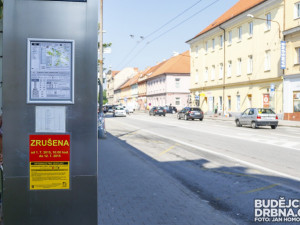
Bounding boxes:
123 0 221 68
147 0 221 44
144 0 204 39
116 0 204 69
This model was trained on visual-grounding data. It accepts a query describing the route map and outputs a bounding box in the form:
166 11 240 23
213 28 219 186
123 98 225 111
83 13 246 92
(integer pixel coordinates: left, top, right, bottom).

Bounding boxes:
28 39 74 103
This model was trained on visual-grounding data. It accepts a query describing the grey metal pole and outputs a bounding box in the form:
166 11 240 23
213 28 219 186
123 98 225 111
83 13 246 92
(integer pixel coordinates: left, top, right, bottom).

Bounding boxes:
99 0 103 113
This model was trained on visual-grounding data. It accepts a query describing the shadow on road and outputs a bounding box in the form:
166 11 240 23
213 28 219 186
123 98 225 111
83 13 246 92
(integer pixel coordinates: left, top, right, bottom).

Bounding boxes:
98 132 300 225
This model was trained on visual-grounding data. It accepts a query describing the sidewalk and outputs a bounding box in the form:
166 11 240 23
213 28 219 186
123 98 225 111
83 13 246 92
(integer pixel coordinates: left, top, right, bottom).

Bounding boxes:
98 133 239 225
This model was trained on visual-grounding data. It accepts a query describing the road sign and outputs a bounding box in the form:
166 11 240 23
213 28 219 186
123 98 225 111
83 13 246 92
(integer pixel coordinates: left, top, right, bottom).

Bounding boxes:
29 134 70 190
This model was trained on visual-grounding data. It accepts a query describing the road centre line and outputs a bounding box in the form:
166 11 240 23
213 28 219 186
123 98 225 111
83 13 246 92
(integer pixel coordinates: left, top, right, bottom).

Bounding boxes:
128 117 300 151
114 120 300 184
159 144 179 156
242 183 280 194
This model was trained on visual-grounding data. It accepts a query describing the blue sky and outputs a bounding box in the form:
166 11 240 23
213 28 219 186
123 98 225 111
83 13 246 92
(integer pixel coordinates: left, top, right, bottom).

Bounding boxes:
103 0 239 72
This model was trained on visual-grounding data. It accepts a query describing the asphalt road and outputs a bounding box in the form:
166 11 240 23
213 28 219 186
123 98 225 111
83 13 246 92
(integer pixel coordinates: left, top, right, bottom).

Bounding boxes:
104 112 300 224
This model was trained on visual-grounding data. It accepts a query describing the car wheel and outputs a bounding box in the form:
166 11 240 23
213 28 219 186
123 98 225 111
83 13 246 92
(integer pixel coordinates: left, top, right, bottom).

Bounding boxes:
192 118 194 120
271 125 277 129
235 119 242 127
163 114 166 117
177 114 180 120
251 121 257 129
200 118 203 121
184 115 188 120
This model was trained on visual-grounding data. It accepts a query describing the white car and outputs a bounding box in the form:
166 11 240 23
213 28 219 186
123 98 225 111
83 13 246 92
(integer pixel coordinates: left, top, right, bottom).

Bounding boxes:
113 106 127 117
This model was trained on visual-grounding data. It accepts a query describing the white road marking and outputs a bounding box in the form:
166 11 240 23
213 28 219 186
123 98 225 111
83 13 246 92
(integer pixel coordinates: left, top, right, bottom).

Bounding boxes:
112 119 300 183
124 116 300 151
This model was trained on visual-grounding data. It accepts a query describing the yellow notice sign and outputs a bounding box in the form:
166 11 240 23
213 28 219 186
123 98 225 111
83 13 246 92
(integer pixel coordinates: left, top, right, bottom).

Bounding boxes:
30 162 70 190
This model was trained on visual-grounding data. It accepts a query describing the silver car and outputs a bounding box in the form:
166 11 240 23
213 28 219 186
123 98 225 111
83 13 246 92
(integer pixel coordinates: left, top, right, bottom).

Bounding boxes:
113 106 127 117
235 108 278 129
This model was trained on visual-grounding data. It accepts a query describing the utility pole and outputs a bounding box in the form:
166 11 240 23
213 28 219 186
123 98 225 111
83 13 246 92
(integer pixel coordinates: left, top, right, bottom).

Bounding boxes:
99 0 103 113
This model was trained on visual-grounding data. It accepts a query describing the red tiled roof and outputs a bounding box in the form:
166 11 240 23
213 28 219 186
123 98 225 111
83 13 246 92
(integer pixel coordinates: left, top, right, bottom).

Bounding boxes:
188 0 266 42
120 73 140 89
148 51 190 79
111 71 120 77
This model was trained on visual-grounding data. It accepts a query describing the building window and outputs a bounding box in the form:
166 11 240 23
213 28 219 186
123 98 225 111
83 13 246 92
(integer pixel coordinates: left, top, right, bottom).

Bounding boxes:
227 96 231 111
195 70 199 83
237 58 242 76
266 13 271 30
211 66 215 80
175 78 180 88
236 95 241 111
238 26 242 41
295 47 300 64
219 63 223 79
204 67 208 82
175 97 181 106
295 2 300 19
220 35 223 48
294 91 300 112
228 31 232 44
219 96 222 111
247 55 253 74
249 21 253 37
247 94 252 108
205 41 208 53
195 46 199 58
227 61 232 77
212 39 215 51
265 50 271 71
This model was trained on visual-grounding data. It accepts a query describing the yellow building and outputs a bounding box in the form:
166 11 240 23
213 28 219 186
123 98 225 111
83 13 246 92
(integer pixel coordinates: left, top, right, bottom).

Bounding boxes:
187 0 284 117
283 0 300 120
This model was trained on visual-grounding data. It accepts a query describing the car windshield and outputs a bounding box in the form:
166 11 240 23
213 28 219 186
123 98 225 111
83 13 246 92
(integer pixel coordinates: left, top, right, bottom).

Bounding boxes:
190 108 200 111
257 108 275 114
157 107 164 109
116 107 123 110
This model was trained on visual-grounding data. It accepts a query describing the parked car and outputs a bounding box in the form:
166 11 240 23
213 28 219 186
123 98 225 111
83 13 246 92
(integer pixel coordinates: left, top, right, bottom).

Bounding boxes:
177 107 204 121
107 106 114 113
235 108 278 129
163 106 177 114
113 106 127 117
149 106 166 116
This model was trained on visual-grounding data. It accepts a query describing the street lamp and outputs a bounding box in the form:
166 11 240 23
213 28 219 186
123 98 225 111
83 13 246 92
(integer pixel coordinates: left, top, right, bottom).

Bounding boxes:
247 14 281 39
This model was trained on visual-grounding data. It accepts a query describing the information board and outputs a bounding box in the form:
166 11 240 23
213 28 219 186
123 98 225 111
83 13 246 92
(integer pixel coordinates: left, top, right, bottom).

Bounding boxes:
35 106 66 133
27 39 74 104
29 134 71 190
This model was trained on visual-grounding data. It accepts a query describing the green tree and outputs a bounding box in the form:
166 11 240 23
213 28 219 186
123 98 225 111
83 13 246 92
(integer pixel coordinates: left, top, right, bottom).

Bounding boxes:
103 90 108 105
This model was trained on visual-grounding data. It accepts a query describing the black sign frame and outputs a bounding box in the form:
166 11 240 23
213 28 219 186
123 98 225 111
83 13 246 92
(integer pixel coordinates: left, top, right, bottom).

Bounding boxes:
48 0 87 2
